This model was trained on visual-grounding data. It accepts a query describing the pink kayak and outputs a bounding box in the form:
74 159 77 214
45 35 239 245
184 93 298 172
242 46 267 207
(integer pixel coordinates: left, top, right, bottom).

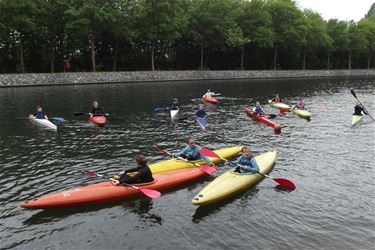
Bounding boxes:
244 108 281 134
203 96 218 105
89 115 107 127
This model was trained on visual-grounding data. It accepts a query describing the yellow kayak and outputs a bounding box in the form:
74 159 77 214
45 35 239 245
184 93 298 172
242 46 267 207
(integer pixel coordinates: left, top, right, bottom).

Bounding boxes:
149 146 242 174
268 100 291 110
192 151 277 206
292 108 311 119
351 115 362 126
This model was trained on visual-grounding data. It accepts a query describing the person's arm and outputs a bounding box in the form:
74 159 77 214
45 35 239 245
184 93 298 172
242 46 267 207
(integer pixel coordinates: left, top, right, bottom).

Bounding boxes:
124 166 142 174
260 106 268 115
227 156 241 168
246 158 260 173
176 146 189 157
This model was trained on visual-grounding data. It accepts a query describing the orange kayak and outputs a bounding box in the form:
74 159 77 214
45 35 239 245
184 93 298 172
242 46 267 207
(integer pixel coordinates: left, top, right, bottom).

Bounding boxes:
89 115 107 126
245 108 281 134
203 96 218 104
20 167 210 209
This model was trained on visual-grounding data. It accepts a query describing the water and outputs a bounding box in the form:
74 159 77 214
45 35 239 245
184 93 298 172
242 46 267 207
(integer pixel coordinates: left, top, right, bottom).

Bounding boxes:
0 78 374 249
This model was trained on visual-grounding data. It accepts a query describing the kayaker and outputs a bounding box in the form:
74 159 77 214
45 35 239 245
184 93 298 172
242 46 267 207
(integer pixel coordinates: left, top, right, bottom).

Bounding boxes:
224 147 260 174
176 138 214 166
89 101 107 116
353 102 369 116
252 101 267 116
110 155 154 185
203 89 214 98
271 94 282 103
195 104 207 118
29 105 48 119
167 98 180 110
295 98 305 109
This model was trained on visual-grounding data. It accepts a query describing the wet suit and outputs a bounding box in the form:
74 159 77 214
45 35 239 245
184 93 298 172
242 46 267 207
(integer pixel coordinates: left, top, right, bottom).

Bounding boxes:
195 109 207 118
33 111 46 119
296 102 305 109
353 105 368 116
253 106 265 116
119 163 154 184
176 145 212 164
90 107 105 116
229 155 260 174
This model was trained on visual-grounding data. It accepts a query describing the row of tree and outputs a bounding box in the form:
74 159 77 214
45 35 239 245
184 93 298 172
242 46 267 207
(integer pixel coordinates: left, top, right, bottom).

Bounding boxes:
0 0 374 73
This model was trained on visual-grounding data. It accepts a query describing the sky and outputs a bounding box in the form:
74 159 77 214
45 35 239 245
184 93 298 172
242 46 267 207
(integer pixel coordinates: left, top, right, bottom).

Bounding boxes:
296 0 373 21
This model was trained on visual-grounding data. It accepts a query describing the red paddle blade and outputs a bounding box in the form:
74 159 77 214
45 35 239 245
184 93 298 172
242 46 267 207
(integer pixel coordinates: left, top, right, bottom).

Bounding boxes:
199 149 220 158
199 165 216 175
273 178 296 190
81 167 98 177
139 188 161 199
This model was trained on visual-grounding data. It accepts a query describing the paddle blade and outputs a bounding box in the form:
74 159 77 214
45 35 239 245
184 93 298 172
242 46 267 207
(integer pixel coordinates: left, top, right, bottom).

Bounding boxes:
74 112 86 116
199 149 220 158
268 114 277 119
196 117 207 129
273 178 296 190
154 108 164 113
139 188 161 199
350 89 357 99
81 167 98 177
52 117 66 122
199 165 216 175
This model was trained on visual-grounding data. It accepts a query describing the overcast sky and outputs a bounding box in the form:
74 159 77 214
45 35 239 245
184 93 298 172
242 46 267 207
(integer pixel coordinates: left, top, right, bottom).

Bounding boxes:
296 0 373 21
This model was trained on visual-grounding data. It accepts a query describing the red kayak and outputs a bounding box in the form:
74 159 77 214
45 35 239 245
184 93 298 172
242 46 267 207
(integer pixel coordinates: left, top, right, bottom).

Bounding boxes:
244 108 281 134
89 115 107 127
203 96 218 105
20 167 212 209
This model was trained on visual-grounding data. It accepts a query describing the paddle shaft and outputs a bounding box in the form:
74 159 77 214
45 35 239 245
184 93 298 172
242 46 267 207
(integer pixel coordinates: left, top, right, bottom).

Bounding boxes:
351 91 374 121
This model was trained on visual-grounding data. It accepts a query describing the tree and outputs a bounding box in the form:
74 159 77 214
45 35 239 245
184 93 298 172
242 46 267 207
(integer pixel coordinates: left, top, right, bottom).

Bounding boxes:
357 18 375 68
327 19 349 69
347 22 367 69
365 2 375 18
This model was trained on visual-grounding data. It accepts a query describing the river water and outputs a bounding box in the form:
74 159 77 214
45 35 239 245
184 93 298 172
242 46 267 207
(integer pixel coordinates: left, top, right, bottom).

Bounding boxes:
0 77 374 249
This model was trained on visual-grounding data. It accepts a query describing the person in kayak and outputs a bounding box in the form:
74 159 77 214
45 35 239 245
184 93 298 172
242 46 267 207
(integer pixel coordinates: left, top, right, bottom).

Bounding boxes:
203 89 214 98
271 94 282 103
111 155 154 185
353 102 369 116
176 138 214 166
89 101 108 116
253 101 267 116
224 147 260 174
295 98 305 109
29 105 48 119
167 98 180 110
195 104 207 118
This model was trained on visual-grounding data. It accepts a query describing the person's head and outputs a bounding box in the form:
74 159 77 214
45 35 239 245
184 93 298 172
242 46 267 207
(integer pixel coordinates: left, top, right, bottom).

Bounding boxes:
135 155 147 166
92 101 99 108
241 147 252 157
187 138 196 148
255 101 260 107
275 94 279 98
298 98 303 103
173 97 179 103
37 105 43 112
207 89 211 93
198 104 204 110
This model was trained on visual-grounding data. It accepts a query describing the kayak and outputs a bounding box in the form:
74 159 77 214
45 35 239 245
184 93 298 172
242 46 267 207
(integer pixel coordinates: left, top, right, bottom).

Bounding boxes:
203 96 218 105
20 167 211 209
192 151 277 206
30 117 57 130
268 100 291 110
244 108 281 134
89 115 107 126
292 108 311 119
352 115 362 126
149 146 242 174
170 109 179 119
196 117 207 129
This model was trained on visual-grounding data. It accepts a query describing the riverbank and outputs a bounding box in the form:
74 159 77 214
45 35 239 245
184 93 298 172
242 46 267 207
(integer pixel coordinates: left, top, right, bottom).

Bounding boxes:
0 70 374 87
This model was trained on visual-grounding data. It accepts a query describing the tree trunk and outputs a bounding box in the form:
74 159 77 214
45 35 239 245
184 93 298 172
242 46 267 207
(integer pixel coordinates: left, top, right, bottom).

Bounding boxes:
151 44 155 71
204 50 209 68
240 46 244 69
200 43 204 69
273 45 277 70
19 40 25 73
89 31 96 72
327 50 331 70
112 41 119 72
50 50 55 73
302 49 306 70
367 54 371 69
348 49 352 70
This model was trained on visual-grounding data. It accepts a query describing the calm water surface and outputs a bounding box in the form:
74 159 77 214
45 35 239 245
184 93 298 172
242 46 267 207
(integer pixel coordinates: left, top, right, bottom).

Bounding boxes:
0 78 374 249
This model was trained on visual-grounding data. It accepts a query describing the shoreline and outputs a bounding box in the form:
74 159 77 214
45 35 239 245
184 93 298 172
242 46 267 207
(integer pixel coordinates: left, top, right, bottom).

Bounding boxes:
0 70 374 88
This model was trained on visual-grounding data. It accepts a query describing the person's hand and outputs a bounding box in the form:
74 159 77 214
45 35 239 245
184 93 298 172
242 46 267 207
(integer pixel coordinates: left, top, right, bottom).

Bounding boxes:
110 178 119 185
224 161 229 166
28 114 33 118
208 162 215 167
118 170 125 175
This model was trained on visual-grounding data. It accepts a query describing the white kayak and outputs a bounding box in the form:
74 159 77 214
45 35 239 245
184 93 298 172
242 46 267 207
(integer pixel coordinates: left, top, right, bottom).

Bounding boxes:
351 115 362 127
170 109 179 119
30 117 57 130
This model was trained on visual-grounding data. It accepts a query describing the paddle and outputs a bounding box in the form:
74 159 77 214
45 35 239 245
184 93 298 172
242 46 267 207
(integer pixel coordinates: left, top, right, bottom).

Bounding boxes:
196 117 207 129
80 167 161 199
351 90 374 121
199 149 295 190
154 145 216 175
154 107 165 113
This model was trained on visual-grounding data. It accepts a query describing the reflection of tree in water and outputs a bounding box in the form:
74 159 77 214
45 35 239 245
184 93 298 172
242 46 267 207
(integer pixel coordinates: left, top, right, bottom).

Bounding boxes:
125 200 162 226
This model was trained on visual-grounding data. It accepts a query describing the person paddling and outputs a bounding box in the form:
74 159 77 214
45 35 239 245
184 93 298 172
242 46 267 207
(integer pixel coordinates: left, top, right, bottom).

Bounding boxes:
353 102 369 116
89 101 107 116
29 105 48 119
203 89 214 99
176 138 214 166
253 101 267 116
167 98 180 110
271 94 282 103
195 104 207 118
111 155 154 185
224 147 260 174
295 98 305 110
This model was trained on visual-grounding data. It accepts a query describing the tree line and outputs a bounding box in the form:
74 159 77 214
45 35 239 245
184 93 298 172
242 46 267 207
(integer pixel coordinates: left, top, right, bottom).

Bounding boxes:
0 0 374 73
